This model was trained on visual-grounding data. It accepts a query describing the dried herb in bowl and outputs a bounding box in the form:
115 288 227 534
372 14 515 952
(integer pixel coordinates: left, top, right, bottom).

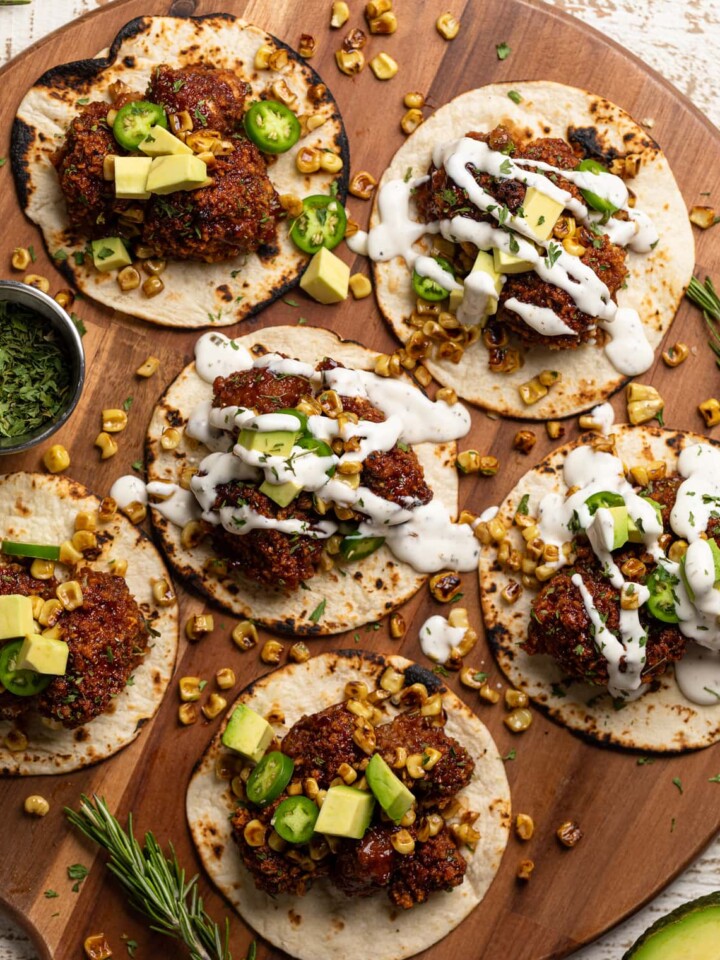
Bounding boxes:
0 299 72 438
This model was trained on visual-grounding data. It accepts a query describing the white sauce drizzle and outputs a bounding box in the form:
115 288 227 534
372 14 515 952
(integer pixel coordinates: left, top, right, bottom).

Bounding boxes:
110 475 148 508
675 643 720 706
589 402 615 435
504 298 577 337
418 615 466 664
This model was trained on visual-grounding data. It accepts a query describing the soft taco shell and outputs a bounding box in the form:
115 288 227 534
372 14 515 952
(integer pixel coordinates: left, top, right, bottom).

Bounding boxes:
0 472 178 775
479 426 720 752
146 325 459 635
371 82 694 419
187 651 511 960
12 14 348 328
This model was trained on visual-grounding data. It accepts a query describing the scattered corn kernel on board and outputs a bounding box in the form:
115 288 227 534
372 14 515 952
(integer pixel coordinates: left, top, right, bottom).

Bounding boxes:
1 0 720 958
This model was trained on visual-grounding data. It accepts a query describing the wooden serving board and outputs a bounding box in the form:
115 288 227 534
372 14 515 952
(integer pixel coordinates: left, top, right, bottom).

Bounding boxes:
1 1 719 958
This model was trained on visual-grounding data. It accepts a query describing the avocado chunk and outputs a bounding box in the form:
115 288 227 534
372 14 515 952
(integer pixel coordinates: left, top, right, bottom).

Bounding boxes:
365 753 415 821
221 703 274 763
237 429 298 458
146 154 208 194
138 125 193 157
492 246 534 274
17 634 69 675
628 497 663 543
522 187 564 241
0 595 34 641
114 156 153 199
300 247 350 304
259 479 303 508
314 784 376 839
589 505 629 552
679 539 720 603
449 250 503 316
622 891 720 960
91 237 132 273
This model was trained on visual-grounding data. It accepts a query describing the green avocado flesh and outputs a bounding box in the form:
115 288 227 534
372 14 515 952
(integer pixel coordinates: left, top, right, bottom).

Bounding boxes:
623 894 720 959
365 753 415 821
238 428 297 457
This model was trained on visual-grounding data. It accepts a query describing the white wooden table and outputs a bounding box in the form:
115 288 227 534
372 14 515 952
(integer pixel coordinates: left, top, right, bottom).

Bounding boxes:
0 1 718 958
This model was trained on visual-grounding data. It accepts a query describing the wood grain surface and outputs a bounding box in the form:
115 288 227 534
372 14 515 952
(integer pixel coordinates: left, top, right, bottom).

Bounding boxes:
0 2 719 960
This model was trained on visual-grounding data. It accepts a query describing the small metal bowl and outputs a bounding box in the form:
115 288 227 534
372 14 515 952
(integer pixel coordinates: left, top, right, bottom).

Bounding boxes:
0 279 85 455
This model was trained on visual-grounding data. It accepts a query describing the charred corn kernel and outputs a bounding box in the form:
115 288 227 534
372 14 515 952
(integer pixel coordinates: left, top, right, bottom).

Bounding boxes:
38 599 62 627
505 689 529 709
268 48 289 72
179 677 202 702
429 571 462 603
349 171 377 201
628 399 664 426
515 813 535 841
384 611 405 640
267 830 288 853
306 113 327 134
11 247 31 271
54 289 75 310
122 500 146 524
74 511 97 533
369 11 398 33
142 276 164 298
420 747 442 771
398 808 416 829
186 614 214 641
179 465 198 491
24 274 50 293
136 355 160 378
101 409 128 434
285 782 303 797
29 596 44 620
331 0 350 27
628 465 649 487
279 193 304 218
288 641 310 663
178 702 198 726
472 522 490 546
347 698 374 721
202 693 227 720
556 820 583 847
452 823 481 850
421 694 444 718
406 753 427 779
517 859 535 881
578 414 602 432
243 819 267 847
540 369 562 388
160 428 182 451
254 43 273 69
374 353 401 377
662 342 689 367
366 0 391 15
519 377 548 406
230 775 246 800
689 205 718 229
344 681 370 703
646 460 667 482
271 79 297 108
24 795 50 817
117 266 141 292
619 558 646 580
30 559 55 581
436 388 457 407
261 639 284 665
5 729 28 752
369 52 398 80
456 449 481 474
142 259 166 277
94 432 118 460
542 543 560 564
308 83 328 105
296 146 320 173
458 510 477 527
497 540 511 565
505 707 533 732
474 455 498 477
179 520 204 551
215 755 236 781
699 398 720 427
298 33 316 58
56 580 83 611
151 577 175 607
215 667 235 690
380 666 405 694
401 108 423 135
552 216 575 240
83 935 112 960
546 420 565 440
58 540 83 565
534 563 557 582
501 580 522 604
105 108 118 126
562 236 587 256
348 274 372 299
488 517 508 543
668 540 688 563
390 828 415 855
456 667 481 690
436 11 460 39
513 430 537 455
403 92 425 110
335 49 365 75
43 444 70 474
621 584 641 610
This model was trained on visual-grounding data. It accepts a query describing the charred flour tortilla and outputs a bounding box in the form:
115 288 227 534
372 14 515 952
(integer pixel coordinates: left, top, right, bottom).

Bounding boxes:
187 651 510 960
12 14 347 328
0 472 178 775
146 325 461 635
480 427 720 752
371 82 693 419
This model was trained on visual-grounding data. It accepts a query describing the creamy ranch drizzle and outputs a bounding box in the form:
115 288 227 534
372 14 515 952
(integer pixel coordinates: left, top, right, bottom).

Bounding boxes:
150 333 479 574
362 135 659 377
531 442 720 703
418 615 466 664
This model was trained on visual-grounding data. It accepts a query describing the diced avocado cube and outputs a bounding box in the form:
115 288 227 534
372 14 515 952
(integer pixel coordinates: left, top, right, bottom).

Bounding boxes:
448 288 464 314
607 505 629 550
709 539 720 584
628 498 663 543
221 703 274 763
259 479 303 508
493 246 534 274
314 784 375 839
138 125 193 157
114 156 153 199
17 634 69 675
237 429 298 457
365 753 415 821
450 249 503 316
91 237 132 273
522 187 565 241
146 154 207 194
300 247 350 305
0 595 34 641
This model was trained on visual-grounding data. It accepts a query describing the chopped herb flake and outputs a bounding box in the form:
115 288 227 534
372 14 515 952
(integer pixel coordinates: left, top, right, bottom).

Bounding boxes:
507 90 523 104
496 42 511 60
309 599 326 623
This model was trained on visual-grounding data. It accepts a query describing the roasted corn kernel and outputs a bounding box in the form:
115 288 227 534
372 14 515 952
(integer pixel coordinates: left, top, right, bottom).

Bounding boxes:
505 707 533 732
202 693 227 721
243 819 267 847
298 33 316 58
513 430 537 455
335 49 365 75
349 274 372 299
369 52 398 80
11 247 31 271
136 354 160 377
562 236 587 257
59 540 83 566
401 108 423 135
56 580 83 611
519 377 548 406
501 580 522 604
428 571 462 603
151 577 175 606
349 170 377 200
54 289 75 310
232 621 258 651
24 795 50 817
662 342 689 367
556 820 583 847
505 689 529 709
279 193 304 217
178 703 198 725
186 614 214 641
261 639 284 664
117 266 141 292
94 432 118 460
296 146 321 174
699 398 720 427
122 501 146 524
4 729 28 752
216 667 236 690
83 934 112 960
142 276 164 298
689 205 718 229
389 612 406 639
24 274 50 293
380 666 405 694
436 12 460 39
101 409 128 433
43 444 70 474
179 677 202 702
330 1 350 28
515 813 535 841
31 560 55 582
160 427 182 451
368 11 398 33
627 383 664 425
366 0 391 16
286 641 309 664
517 859 535 881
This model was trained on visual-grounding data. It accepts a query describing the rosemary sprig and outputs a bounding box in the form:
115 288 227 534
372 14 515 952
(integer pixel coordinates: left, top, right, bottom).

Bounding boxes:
66 795 248 960
687 275 720 367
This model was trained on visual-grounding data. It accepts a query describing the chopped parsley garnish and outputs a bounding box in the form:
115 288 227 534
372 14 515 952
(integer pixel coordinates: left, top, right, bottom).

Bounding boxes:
0 158 6 168
72 250 86 266
283 298 299 307
502 749 516 761
551 683 566 698
28 244 36 262
499 158 513 176
53 249 68 261
124 939 139 958
96 246 115 260
508 234 520 254
193 100 209 127
44 889 59 899
67 863 89 892
709 774 720 783
77 98 89 105
173 79 186 92
432 664 449 677
123 396 133 412
672 776 683 794
472 671 488 683
545 242 562 269
309 598 326 623
507 90 523 104
517 493 530 515
496 42 511 60
636 757 655 765
404 167 413 182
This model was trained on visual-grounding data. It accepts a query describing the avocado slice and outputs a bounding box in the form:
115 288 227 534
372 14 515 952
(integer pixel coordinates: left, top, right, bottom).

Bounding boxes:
680 538 720 602
628 497 663 543
0 595 34 641
17 634 69 675
622 892 720 959
259 479 303 508
589 505 629 551
314 784 375 839
221 703 274 763
238 428 298 457
366 753 415 821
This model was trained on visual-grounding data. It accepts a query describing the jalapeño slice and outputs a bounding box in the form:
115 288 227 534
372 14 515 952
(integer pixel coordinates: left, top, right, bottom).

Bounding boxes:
298 436 334 458
411 257 454 302
272 795 319 844
339 536 386 562
246 751 295 806
576 158 621 215
244 100 301 155
0 639 52 697
275 408 309 434
646 569 680 624
290 195 347 254
2 540 60 561
584 491 626 515
113 101 168 150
